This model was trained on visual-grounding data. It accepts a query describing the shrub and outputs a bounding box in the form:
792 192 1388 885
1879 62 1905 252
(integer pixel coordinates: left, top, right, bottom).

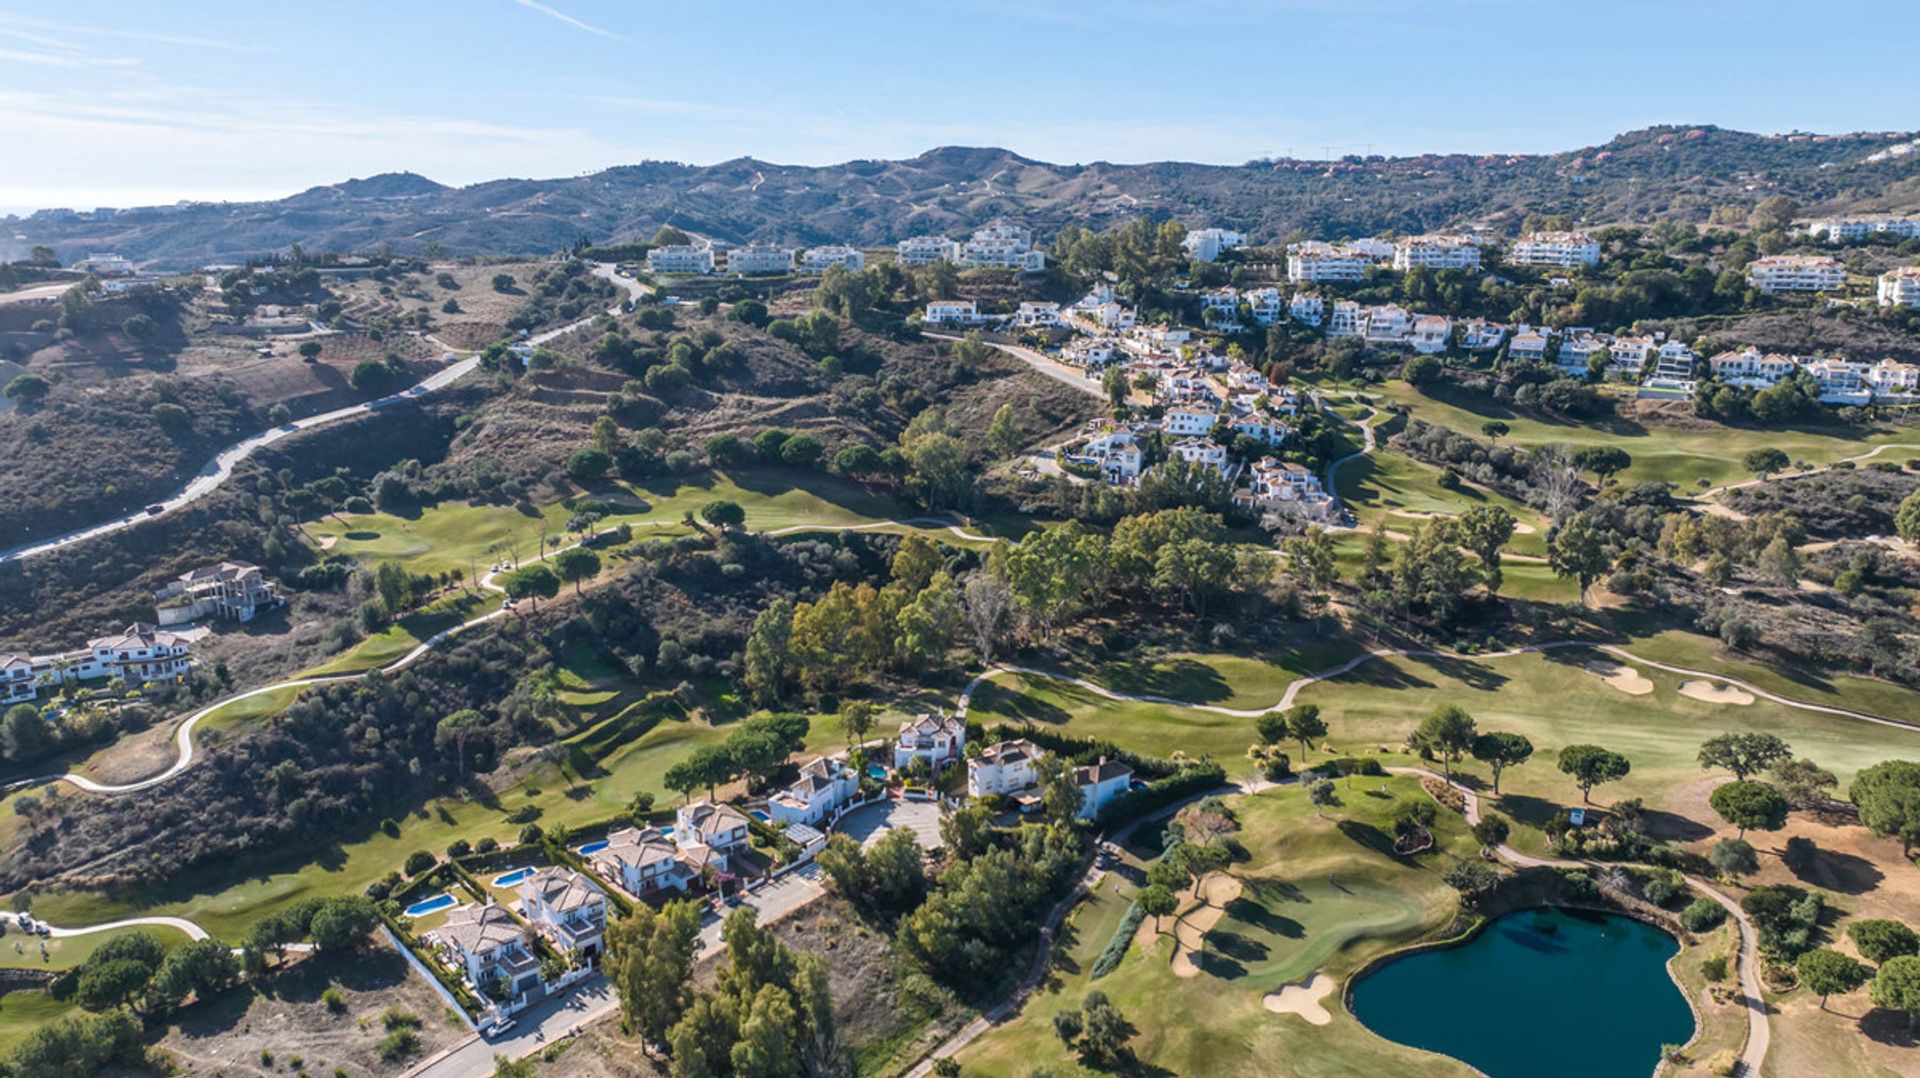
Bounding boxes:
377 1028 419 1062
475 837 499 854
446 839 471 858
1641 869 1687 906
322 986 346 1013
1090 902 1148 979
403 850 436 876
1682 898 1728 932
1781 836 1817 874
1700 954 1729 982
1706 1048 1739 1076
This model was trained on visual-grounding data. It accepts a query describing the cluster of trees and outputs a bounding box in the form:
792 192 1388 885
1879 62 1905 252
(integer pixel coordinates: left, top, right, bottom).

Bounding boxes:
661 713 811 801
588 323 744 397
3 1009 143 1077
816 828 932 916
609 902 844 1076
1050 990 1134 1069
896 821 1085 991
52 932 234 1015
1352 504 1518 628
1693 370 1826 426
743 535 970 699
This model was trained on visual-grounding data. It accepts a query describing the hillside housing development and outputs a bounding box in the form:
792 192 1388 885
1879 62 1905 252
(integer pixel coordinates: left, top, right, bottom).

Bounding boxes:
1 623 193 704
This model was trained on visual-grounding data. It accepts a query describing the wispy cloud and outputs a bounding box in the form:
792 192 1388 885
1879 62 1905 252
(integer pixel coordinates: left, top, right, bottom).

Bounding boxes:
0 12 260 51
512 0 631 42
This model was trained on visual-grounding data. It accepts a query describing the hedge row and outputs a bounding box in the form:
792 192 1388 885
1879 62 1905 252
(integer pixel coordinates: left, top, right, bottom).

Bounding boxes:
1094 763 1228 829
979 722 1182 780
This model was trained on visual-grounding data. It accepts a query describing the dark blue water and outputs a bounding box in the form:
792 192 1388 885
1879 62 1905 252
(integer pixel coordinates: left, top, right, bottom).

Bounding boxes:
1351 908 1693 1078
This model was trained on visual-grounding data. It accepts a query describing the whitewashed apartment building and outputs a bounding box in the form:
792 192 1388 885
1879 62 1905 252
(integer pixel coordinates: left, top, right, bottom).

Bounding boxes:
799 246 865 273
728 245 795 275
1507 231 1602 268
646 244 716 275
1746 255 1846 294
1392 235 1482 272
923 300 981 325
1286 242 1372 283
896 236 960 266
1183 227 1246 263
956 222 1046 272
1808 217 1920 243
1877 267 1920 308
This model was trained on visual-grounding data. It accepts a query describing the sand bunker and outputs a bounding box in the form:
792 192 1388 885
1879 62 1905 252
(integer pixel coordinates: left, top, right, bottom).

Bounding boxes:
1677 679 1754 705
1262 973 1336 1024
315 535 337 550
1584 660 1654 695
1511 522 1538 535
1138 874 1244 979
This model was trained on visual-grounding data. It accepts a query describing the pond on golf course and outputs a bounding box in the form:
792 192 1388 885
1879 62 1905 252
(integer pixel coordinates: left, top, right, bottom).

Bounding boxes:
1350 907 1695 1077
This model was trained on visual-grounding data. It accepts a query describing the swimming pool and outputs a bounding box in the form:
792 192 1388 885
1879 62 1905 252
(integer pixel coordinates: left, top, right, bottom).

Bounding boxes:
575 840 609 855
491 867 533 888
867 765 888 779
403 893 456 918
749 810 771 823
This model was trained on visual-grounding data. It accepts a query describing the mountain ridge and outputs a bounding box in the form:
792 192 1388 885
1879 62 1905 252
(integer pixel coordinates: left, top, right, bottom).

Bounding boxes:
10 125 1920 267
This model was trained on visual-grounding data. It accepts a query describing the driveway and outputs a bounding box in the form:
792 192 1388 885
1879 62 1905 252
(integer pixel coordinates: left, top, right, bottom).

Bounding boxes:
923 332 1105 400
694 861 825 956
403 975 616 1078
834 799 944 851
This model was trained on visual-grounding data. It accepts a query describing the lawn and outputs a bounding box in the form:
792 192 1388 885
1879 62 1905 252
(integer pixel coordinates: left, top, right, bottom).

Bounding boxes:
1368 379 1920 490
299 589 492 677
956 776 1481 1076
1328 531 1578 604
1052 641 1367 713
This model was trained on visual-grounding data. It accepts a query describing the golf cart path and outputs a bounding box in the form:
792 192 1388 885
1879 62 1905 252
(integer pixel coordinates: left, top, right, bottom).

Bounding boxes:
0 263 646 565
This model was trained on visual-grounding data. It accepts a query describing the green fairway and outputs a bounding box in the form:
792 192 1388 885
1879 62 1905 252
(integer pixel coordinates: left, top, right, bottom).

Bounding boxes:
0 990 75 1055
957 777 1479 1076
300 589 492 677
1368 379 1917 489
1333 449 1551 557
0 922 189 971
1289 646 1920 819
1328 532 1578 604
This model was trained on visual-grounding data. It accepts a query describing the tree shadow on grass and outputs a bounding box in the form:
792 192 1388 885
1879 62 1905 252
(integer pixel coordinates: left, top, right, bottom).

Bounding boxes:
1336 819 1420 867
1640 807 1714 843
1192 946 1249 981
1096 657 1231 706
1786 847 1884 896
1341 659 1437 693
1494 793 1566 832
1858 1007 1918 1048
975 684 1073 727
1404 652 1509 693
1208 930 1270 967
1223 895 1304 939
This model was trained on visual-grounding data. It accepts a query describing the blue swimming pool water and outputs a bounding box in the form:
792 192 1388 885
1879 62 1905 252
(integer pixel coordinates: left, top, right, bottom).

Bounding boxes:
403 893 456 918
867 765 887 779
750 810 770 822
576 840 609 855
491 867 532 888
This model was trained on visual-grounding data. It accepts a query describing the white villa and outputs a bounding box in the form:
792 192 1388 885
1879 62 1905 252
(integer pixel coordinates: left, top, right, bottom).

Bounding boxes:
1508 327 1551 362
2 623 192 703
1244 287 1284 325
75 253 135 276
894 712 966 770
1507 231 1601 268
1652 341 1698 383
589 826 697 896
1064 336 1120 367
1235 457 1330 514
1183 227 1246 263
924 300 982 325
967 739 1044 798
1878 267 1920 308
769 755 859 826
1162 407 1218 437
425 903 541 1004
1074 758 1134 820
1289 292 1325 326
799 246 866 273
1170 437 1230 474
1410 315 1453 354
676 801 751 866
1015 301 1063 328
1072 427 1146 481
1746 255 1845 294
1327 301 1363 338
1461 318 1507 352
153 561 279 626
518 868 607 961
646 244 716 275
1392 235 1481 272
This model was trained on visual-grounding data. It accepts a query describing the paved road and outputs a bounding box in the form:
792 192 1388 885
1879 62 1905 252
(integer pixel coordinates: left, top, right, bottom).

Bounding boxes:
923 332 1106 400
694 862 826 957
0 262 645 565
0 909 208 941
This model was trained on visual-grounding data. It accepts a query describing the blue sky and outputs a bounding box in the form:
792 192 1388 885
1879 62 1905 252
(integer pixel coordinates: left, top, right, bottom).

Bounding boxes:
2 0 1913 213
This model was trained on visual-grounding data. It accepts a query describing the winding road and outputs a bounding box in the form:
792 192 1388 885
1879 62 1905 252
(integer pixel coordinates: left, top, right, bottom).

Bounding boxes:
0 263 646 565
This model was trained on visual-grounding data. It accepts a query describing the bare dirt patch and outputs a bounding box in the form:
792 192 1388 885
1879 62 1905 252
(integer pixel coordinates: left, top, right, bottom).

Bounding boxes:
1261 972 1335 1024
155 943 465 1078
1676 679 1755 706
1584 660 1654 695
1136 874 1244 979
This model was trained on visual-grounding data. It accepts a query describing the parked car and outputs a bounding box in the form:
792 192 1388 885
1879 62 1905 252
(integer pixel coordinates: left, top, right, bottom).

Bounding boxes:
145 504 165 515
